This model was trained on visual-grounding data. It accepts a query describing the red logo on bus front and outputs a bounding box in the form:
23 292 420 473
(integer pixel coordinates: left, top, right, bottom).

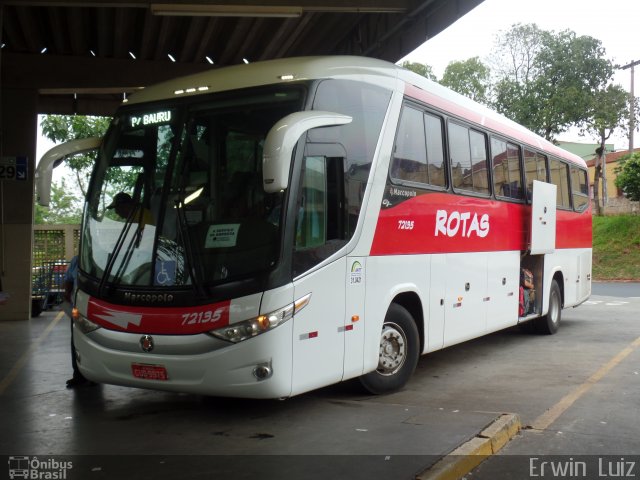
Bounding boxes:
86 297 231 334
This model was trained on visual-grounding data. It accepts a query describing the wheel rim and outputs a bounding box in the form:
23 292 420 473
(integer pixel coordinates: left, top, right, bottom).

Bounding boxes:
376 322 407 376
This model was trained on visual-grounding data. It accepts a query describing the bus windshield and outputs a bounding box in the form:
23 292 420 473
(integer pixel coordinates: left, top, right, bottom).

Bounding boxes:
81 86 305 289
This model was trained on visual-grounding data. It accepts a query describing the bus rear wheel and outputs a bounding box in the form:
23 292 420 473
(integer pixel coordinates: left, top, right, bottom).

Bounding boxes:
360 303 419 395
535 279 562 335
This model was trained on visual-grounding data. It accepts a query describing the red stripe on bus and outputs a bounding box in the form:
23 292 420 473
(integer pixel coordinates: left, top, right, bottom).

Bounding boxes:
370 192 591 256
86 296 231 334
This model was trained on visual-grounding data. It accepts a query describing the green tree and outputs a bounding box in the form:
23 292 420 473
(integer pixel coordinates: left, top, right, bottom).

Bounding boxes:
440 57 490 104
40 115 111 197
400 61 437 81
490 23 546 84
615 153 640 202
34 177 83 224
492 24 613 141
581 85 633 215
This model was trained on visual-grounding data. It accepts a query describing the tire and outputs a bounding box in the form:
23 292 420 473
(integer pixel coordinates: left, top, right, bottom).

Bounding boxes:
535 279 562 335
360 303 420 394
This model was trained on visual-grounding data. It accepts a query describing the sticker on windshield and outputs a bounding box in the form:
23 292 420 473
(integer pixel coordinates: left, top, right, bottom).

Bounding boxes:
155 260 176 286
205 224 240 248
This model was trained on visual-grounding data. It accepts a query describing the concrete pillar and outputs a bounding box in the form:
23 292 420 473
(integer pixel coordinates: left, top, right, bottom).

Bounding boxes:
0 88 37 321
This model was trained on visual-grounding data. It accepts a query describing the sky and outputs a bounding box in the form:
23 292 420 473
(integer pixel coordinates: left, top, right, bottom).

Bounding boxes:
399 0 640 149
37 0 640 168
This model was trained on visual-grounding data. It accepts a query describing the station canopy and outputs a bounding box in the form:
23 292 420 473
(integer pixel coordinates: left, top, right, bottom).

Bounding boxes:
1 0 483 115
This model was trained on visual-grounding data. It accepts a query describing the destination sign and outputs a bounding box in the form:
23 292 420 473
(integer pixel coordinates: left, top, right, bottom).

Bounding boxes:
129 110 173 129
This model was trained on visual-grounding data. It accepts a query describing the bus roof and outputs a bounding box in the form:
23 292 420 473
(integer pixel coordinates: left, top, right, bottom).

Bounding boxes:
126 55 585 168
126 55 400 105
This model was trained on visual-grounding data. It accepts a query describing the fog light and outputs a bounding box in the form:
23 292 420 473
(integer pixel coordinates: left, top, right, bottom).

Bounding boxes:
253 364 272 381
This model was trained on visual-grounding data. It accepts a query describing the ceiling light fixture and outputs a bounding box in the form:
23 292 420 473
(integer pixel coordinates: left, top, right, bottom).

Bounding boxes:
129 51 137 59
168 53 176 62
150 4 302 18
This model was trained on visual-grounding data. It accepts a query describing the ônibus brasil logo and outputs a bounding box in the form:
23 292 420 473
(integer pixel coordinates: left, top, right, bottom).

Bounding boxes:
7 456 72 479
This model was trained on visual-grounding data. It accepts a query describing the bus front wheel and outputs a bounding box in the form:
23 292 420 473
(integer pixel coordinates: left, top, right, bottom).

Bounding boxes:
535 279 562 335
360 303 419 394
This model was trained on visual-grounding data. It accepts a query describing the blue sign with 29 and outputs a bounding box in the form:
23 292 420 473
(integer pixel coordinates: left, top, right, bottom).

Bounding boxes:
0 156 28 181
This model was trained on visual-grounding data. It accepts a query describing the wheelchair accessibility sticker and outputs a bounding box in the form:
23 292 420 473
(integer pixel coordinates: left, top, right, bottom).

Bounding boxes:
155 260 176 286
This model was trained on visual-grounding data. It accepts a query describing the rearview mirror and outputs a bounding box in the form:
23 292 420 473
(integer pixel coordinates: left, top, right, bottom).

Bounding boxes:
262 111 352 193
35 137 102 206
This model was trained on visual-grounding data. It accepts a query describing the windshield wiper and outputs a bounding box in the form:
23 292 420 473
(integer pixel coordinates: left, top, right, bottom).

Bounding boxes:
174 197 208 298
98 176 144 295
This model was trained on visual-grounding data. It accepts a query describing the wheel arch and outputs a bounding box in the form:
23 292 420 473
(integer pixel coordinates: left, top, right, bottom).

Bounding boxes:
551 270 565 307
391 291 425 355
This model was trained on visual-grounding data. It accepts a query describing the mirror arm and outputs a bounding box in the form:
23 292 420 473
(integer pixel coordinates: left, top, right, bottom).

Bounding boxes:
262 111 351 193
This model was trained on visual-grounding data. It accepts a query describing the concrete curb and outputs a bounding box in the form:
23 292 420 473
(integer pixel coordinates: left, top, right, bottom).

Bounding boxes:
416 413 521 480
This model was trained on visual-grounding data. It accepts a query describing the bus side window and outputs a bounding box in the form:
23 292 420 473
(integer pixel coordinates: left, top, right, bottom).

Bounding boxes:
549 158 571 209
491 137 523 200
390 106 427 184
293 155 346 276
448 122 490 196
390 106 446 189
524 149 548 202
571 167 589 212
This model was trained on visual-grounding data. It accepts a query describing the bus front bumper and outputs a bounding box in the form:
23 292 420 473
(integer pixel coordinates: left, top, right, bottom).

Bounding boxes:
73 322 294 399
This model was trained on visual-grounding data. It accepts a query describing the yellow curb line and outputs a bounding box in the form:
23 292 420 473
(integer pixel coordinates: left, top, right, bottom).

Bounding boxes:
530 335 640 431
416 413 521 480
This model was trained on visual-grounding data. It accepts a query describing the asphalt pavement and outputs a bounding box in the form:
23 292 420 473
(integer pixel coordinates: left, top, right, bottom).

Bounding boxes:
1 283 639 480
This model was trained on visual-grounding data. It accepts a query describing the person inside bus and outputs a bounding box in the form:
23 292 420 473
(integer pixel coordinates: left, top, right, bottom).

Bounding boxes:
63 256 96 388
107 192 155 226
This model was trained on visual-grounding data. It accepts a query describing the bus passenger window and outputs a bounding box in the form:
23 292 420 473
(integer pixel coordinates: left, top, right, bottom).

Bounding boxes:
391 107 427 184
491 138 523 200
549 159 571 209
449 122 489 195
571 167 589 212
424 113 445 187
390 107 445 188
524 149 548 201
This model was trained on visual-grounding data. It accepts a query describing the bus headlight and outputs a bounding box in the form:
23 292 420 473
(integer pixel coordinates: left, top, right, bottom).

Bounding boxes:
73 310 101 334
209 293 311 343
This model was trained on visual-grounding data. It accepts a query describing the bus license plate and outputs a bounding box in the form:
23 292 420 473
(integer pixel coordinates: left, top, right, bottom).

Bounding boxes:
131 363 168 381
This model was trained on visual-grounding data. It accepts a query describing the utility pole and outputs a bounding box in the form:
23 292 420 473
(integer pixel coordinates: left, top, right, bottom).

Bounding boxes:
622 59 640 153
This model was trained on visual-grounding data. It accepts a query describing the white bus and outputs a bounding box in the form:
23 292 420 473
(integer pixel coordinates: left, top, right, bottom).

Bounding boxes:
51 56 591 398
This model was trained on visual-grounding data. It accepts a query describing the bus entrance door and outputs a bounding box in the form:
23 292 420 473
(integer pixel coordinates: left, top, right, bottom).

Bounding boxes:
291 257 347 396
